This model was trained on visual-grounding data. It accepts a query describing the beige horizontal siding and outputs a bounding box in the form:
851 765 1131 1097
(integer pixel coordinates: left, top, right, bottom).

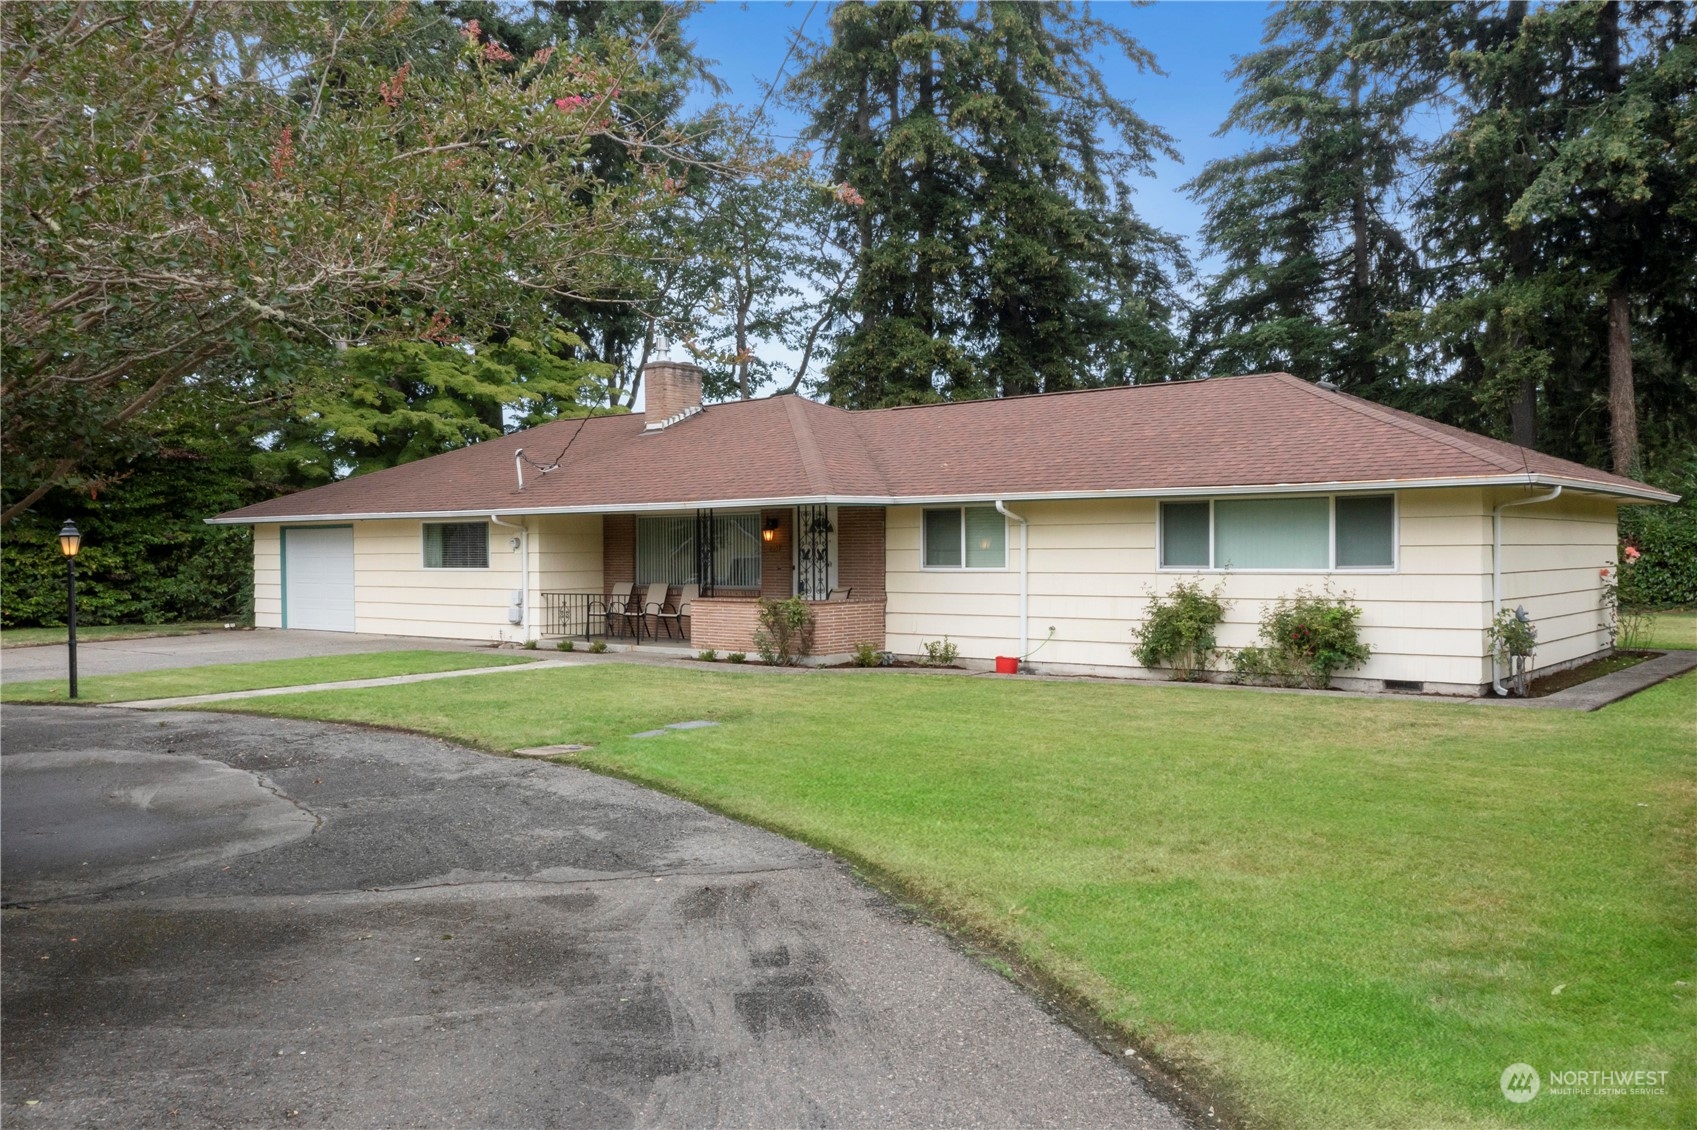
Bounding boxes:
352 519 525 642
1498 491 1618 669
254 486 1624 692
534 514 602 593
887 489 1508 689
254 524 282 628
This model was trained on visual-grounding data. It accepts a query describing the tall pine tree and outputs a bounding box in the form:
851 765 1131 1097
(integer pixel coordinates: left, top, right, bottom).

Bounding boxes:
1185 2 1427 400
790 0 1184 407
1414 0 1695 471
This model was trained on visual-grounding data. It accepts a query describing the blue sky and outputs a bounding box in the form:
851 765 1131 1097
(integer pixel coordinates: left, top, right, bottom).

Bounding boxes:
680 0 1274 265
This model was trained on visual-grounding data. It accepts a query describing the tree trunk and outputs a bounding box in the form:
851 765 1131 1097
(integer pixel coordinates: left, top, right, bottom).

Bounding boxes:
915 3 937 345
1509 375 1538 449
1599 3 1637 475
1504 0 1538 450
1607 287 1637 474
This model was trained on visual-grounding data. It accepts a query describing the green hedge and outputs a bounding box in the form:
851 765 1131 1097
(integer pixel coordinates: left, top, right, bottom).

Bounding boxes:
1618 458 1697 609
2 449 256 629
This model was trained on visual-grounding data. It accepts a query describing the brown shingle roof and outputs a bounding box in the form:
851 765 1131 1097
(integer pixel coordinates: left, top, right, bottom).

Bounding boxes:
212 373 1674 522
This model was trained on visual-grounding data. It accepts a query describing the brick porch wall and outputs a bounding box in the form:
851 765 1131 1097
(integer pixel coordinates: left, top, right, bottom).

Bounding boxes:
760 508 794 599
603 514 635 597
836 506 885 600
810 599 887 656
691 597 886 659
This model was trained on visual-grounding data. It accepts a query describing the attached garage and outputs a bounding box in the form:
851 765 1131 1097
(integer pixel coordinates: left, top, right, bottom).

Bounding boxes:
282 525 355 631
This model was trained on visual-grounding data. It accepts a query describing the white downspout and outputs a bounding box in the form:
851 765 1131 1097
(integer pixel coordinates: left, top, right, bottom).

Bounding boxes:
490 513 530 642
1491 486 1562 695
995 500 1029 663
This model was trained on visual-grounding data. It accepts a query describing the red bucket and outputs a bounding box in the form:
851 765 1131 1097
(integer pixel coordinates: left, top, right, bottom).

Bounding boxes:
994 656 1019 675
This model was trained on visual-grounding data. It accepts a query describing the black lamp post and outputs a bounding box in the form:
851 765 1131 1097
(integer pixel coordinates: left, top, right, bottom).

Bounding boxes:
58 520 81 699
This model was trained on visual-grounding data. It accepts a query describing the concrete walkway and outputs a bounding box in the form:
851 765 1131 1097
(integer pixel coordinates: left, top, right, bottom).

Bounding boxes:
0 629 496 683
112 658 578 710
1481 649 1697 711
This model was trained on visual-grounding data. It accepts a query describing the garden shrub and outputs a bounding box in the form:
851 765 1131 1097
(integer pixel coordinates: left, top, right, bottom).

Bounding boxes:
726 652 747 663
921 637 959 666
1 443 260 629
1617 456 1697 608
754 597 814 666
697 648 718 662
1488 606 1538 696
1600 561 1652 650
1131 580 1229 681
851 641 881 667
1241 587 1372 689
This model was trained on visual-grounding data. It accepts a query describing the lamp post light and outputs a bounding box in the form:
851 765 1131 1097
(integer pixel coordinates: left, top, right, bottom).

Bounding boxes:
58 521 81 699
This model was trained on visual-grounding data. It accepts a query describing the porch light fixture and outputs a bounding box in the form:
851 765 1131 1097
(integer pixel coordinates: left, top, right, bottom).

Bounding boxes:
762 517 781 543
58 521 81 699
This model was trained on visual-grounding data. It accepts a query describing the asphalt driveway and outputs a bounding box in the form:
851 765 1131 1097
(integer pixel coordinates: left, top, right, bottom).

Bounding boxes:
0 629 491 683
1 706 1188 1129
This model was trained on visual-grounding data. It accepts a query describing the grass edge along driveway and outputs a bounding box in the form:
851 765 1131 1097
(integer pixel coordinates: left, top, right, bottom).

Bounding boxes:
0 650 539 704
206 663 1697 1129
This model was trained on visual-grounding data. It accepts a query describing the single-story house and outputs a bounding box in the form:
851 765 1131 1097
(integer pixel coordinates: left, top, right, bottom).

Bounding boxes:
211 361 1676 694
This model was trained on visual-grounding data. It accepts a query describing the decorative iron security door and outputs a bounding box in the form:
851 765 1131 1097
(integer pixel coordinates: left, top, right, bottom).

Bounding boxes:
795 504 832 599
695 509 715 596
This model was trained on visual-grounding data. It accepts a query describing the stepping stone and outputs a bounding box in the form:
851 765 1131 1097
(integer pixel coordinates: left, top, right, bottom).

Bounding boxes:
512 743 593 757
632 720 720 738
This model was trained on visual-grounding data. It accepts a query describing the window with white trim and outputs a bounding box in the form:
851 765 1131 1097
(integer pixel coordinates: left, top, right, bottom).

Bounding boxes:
1159 495 1395 570
422 522 489 568
923 506 1006 569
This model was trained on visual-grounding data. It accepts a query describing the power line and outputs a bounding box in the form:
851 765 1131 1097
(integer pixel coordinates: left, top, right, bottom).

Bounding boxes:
746 1 819 142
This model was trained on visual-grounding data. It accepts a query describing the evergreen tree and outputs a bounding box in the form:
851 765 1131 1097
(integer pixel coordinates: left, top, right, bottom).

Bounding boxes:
964 2 1186 395
1413 0 1695 471
1185 2 1428 400
790 0 1184 407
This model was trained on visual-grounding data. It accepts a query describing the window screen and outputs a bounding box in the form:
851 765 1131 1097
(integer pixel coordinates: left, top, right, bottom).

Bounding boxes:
1335 495 1395 568
1160 503 1210 567
964 507 1006 568
636 516 696 585
1213 497 1329 569
923 507 1005 568
923 509 962 567
423 522 489 568
716 513 762 589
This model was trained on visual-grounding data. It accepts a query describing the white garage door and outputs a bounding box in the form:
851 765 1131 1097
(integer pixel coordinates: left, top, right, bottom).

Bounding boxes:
283 526 355 632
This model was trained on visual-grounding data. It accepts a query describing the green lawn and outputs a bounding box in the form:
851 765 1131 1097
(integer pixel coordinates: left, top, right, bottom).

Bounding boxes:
0 621 234 649
213 664 1697 1129
0 649 538 703
1641 609 1696 651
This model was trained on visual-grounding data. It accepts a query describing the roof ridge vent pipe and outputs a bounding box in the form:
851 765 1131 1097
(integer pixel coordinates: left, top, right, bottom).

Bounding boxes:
995 500 1029 666
1491 485 1561 695
514 448 524 492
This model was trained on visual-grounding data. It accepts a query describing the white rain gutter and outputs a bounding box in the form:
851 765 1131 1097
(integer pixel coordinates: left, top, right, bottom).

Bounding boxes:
995 500 1029 664
489 513 530 642
1491 486 1562 696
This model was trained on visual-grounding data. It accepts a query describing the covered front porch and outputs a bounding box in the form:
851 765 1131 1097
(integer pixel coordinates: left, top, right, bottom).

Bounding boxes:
531 505 887 661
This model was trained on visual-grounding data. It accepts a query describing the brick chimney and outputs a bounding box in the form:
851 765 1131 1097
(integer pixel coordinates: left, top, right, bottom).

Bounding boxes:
642 359 704 431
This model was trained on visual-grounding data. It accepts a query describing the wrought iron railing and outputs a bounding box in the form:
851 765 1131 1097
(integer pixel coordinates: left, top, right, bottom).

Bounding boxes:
540 591 607 639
